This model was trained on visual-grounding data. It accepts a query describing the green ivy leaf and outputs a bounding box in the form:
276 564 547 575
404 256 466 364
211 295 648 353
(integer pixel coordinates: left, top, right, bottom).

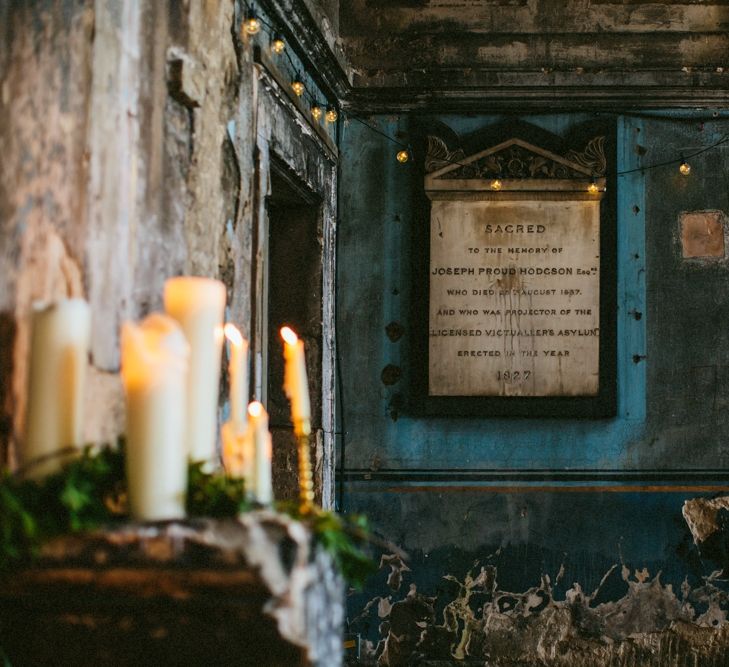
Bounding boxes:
0 444 377 588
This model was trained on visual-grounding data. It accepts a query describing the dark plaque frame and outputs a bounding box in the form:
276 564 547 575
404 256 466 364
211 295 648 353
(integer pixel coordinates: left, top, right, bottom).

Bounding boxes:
408 119 617 418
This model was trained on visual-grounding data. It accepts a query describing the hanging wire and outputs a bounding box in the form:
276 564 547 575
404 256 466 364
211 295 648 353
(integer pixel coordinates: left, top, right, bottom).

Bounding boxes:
241 1 729 177
347 115 410 149
348 111 729 178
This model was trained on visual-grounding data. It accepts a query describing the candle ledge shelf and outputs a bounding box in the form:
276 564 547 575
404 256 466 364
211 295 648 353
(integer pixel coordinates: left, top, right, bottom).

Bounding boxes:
0 512 345 667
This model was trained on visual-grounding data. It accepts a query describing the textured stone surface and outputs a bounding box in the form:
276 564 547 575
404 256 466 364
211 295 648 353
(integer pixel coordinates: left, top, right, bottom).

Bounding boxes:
0 514 345 667
338 0 729 109
0 0 337 504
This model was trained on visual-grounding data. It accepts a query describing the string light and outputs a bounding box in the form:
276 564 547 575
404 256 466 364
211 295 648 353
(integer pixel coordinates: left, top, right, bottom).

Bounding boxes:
243 8 261 35
291 73 305 97
490 179 503 191
236 5 728 177
271 32 285 54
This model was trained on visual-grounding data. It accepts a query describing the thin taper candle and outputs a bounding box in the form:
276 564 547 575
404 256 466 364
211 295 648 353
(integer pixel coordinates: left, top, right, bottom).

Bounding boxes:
280 326 311 435
247 401 272 504
224 323 248 426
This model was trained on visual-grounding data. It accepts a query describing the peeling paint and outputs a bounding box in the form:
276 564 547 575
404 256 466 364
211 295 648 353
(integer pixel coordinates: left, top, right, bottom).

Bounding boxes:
350 554 729 666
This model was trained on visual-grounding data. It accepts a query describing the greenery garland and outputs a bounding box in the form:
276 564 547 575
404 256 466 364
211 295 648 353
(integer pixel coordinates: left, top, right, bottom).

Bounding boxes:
0 444 376 589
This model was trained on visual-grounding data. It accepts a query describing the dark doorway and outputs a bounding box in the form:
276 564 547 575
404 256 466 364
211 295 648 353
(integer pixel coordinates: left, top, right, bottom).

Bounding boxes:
265 164 323 504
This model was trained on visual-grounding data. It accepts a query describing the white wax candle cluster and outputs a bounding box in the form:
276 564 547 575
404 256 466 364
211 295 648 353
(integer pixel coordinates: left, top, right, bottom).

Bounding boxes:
219 323 272 504
21 283 315 521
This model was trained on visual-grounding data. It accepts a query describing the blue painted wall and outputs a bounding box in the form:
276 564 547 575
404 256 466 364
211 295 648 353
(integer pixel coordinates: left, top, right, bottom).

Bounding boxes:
338 113 648 474
337 112 729 474
337 112 729 663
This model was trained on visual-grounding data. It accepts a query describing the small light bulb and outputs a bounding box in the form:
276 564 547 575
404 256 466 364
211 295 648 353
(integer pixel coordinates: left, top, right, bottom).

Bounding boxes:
311 103 323 121
490 179 502 191
396 149 410 163
243 9 260 35
291 77 305 97
271 33 285 54
679 160 691 176
588 180 599 194
325 106 338 123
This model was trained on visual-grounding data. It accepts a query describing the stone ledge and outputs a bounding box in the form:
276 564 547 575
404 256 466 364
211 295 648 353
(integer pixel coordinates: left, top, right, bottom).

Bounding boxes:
0 513 344 667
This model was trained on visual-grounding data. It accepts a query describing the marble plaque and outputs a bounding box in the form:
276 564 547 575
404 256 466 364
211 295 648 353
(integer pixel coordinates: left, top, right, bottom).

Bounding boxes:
428 199 601 397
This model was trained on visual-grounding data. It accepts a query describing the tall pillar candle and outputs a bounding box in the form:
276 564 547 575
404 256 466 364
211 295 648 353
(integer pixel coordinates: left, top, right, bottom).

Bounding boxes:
164 277 226 465
247 401 272 504
280 326 311 436
121 313 189 520
224 323 248 426
24 299 91 479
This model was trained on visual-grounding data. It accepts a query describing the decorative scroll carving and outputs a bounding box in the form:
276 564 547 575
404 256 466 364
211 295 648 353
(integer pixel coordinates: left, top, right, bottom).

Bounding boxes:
565 136 607 176
425 136 465 173
426 135 606 180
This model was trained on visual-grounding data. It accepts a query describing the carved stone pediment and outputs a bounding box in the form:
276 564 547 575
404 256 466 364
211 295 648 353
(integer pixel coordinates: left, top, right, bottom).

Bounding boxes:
426 136 606 181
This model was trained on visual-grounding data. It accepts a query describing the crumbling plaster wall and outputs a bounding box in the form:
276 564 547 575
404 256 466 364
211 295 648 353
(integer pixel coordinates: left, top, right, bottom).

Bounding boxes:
0 0 246 464
0 0 338 500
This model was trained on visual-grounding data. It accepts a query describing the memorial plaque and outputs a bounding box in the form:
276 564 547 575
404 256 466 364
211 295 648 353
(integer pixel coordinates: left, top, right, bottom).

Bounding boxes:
428 199 600 397
422 133 609 405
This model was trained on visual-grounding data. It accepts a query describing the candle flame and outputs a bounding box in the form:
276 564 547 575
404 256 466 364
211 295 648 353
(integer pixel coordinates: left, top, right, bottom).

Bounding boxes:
224 323 243 346
280 326 298 345
248 401 264 417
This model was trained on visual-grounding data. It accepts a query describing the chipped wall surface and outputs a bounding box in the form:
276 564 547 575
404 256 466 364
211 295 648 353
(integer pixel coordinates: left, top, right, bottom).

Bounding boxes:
0 0 338 505
345 489 729 666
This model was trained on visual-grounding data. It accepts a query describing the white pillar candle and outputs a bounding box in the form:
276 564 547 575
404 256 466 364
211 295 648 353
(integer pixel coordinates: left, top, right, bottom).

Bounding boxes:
164 277 226 465
280 326 311 436
24 299 91 479
247 401 272 504
221 420 254 488
121 313 189 521
223 323 248 426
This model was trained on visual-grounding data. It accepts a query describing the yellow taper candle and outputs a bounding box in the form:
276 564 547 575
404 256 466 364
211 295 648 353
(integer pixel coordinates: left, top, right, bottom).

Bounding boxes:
121 313 189 520
164 277 226 465
280 326 311 436
24 299 91 478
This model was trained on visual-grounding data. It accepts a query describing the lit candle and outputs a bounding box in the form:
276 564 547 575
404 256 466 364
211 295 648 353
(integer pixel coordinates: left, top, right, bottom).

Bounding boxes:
280 326 311 436
247 401 272 504
121 313 189 521
221 420 253 486
164 277 226 465
24 299 91 479
223 323 248 426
